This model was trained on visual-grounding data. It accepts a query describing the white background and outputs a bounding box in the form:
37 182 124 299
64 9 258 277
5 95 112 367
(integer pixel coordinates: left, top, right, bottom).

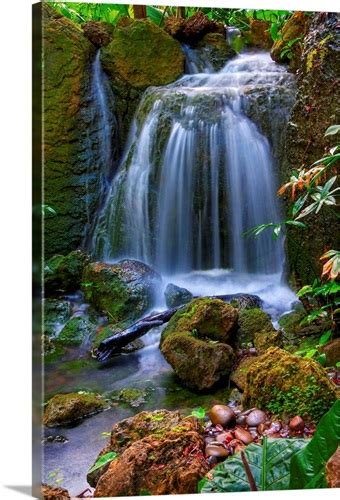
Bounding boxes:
0 0 338 498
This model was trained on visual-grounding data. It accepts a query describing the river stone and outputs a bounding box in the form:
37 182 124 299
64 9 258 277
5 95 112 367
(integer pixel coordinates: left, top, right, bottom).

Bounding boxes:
281 12 339 284
160 298 237 390
228 293 263 310
164 283 193 308
209 405 235 427
44 249 90 296
88 410 199 487
82 20 114 47
243 347 337 421
245 409 267 427
43 392 107 427
271 11 310 70
83 259 161 323
94 429 208 496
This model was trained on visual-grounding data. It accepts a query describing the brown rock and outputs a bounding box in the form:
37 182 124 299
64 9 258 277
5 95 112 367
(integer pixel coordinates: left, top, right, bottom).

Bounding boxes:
41 484 70 499
326 446 340 488
321 338 340 367
205 443 230 458
82 20 114 47
247 19 272 49
246 409 267 427
289 415 305 432
43 393 107 427
94 430 208 496
165 12 218 44
209 405 235 427
234 427 254 445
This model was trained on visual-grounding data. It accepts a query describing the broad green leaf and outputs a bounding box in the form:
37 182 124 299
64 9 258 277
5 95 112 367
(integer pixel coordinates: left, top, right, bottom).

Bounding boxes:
324 124 340 136
88 451 118 474
289 400 340 489
318 329 332 346
199 437 306 492
297 285 313 297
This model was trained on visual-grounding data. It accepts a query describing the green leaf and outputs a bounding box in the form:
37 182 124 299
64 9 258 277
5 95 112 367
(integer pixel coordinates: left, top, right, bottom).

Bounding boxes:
289 400 340 489
88 451 118 475
324 124 340 136
318 329 332 346
190 407 206 419
297 285 313 297
199 437 307 492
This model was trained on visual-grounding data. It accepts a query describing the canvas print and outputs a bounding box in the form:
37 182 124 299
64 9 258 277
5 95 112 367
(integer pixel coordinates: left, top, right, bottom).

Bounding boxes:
34 2 340 498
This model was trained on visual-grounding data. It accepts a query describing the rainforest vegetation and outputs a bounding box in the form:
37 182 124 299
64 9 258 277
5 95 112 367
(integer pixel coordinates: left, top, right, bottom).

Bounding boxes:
40 3 339 498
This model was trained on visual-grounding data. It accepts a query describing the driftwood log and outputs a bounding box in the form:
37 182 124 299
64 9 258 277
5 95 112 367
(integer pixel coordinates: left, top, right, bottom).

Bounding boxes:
94 293 262 361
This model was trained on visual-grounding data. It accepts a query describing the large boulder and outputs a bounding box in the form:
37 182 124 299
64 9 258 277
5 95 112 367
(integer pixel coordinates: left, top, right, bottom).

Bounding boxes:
160 298 237 390
43 392 107 427
83 259 161 323
91 410 208 496
101 18 184 143
164 283 193 308
43 4 112 257
271 12 310 70
243 347 337 421
44 250 90 295
237 307 274 346
281 13 340 284
82 20 114 47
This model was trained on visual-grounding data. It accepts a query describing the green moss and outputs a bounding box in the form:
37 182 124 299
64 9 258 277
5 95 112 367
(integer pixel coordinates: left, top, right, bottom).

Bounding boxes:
43 392 107 427
44 250 90 295
243 347 337 422
58 358 98 372
254 330 282 353
237 308 273 346
57 316 96 347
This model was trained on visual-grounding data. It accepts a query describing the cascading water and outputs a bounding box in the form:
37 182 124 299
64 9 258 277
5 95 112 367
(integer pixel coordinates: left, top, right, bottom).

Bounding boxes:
92 51 295 281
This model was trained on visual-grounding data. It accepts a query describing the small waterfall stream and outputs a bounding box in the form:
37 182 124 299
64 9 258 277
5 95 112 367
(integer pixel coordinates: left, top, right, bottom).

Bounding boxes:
91 51 295 277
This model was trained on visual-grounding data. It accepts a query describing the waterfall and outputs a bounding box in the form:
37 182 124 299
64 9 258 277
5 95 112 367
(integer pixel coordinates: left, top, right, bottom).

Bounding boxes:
91 51 295 276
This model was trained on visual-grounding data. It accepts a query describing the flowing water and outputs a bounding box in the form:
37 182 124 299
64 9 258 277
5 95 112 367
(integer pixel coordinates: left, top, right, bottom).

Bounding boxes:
44 49 297 495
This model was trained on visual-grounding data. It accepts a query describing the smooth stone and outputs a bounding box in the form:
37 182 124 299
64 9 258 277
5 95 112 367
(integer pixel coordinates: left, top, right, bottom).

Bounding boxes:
289 415 305 432
234 427 254 445
205 443 230 458
246 409 267 427
209 405 235 427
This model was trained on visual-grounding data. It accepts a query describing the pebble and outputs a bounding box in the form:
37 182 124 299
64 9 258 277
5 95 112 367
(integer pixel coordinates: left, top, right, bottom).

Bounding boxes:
205 443 230 458
216 431 233 443
236 415 247 427
246 409 266 427
234 427 254 445
209 405 235 427
289 415 305 432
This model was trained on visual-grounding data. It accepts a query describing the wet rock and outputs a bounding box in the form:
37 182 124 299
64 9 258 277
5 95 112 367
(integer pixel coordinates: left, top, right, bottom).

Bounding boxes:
205 443 230 458
88 410 202 488
43 392 107 427
83 259 161 323
254 330 282 353
246 409 267 427
57 316 96 347
110 387 149 408
271 12 310 70
44 250 90 296
197 33 236 71
164 283 193 308
101 18 184 143
160 298 237 390
94 428 208 496
326 446 340 488
237 308 274 346
243 347 337 421
230 356 259 391
289 415 305 432
228 293 263 310
282 13 339 284
234 427 254 445
41 484 70 499
321 338 340 367
82 20 114 47
209 405 235 427
43 299 71 336
246 19 272 49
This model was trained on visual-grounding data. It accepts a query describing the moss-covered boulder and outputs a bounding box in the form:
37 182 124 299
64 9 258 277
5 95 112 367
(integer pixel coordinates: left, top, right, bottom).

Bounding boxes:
254 330 283 353
164 283 193 308
271 11 310 70
197 33 236 71
83 259 161 323
230 356 258 391
321 338 340 367
101 18 184 143
237 307 274 346
82 20 114 47
43 4 112 257
44 250 90 295
243 347 337 421
89 410 207 494
281 13 339 284
43 392 107 427
43 299 71 336
245 19 272 49
57 316 96 347
160 298 237 390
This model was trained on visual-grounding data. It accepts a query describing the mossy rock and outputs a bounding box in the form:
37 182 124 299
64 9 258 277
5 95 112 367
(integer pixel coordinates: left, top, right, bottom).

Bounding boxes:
230 356 258 391
271 11 310 70
83 259 161 324
254 330 283 353
43 392 107 427
43 299 71 336
278 309 306 336
44 250 90 295
243 347 337 421
82 20 114 47
57 316 96 347
237 308 273 346
110 387 150 408
197 32 236 70
164 283 193 308
101 18 184 89
244 19 272 49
